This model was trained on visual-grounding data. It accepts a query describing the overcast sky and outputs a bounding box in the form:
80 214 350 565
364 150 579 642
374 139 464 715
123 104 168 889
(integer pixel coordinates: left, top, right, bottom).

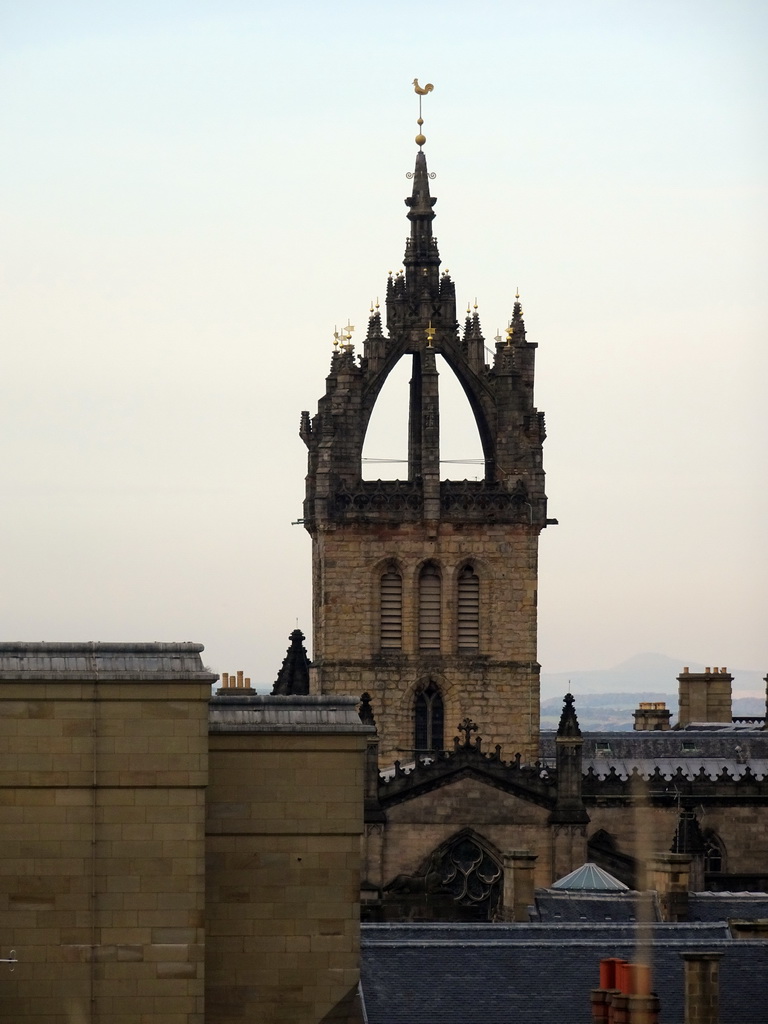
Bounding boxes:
2 1 766 690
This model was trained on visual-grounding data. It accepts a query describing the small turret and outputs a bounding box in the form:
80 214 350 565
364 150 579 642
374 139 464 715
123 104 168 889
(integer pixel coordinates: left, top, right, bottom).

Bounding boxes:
271 629 311 696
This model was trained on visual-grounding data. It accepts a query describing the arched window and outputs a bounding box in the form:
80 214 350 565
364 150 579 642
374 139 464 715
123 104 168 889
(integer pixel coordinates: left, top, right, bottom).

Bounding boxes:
380 569 402 650
703 832 725 874
419 564 441 650
414 682 444 752
457 565 480 650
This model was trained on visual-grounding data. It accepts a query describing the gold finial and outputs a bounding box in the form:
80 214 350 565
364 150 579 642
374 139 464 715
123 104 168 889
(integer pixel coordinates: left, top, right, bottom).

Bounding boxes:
425 321 436 347
412 79 434 148
505 324 514 346
466 302 471 316
375 297 380 309
333 327 340 349
515 287 520 300
473 297 478 311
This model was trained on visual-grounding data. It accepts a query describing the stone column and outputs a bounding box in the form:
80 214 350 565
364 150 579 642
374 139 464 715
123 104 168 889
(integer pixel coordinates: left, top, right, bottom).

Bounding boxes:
680 952 722 1024
501 850 537 921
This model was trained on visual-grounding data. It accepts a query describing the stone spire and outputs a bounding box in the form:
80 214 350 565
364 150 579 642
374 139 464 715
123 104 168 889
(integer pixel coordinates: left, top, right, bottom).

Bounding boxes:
549 693 589 826
556 692 582 739
271 629 311 696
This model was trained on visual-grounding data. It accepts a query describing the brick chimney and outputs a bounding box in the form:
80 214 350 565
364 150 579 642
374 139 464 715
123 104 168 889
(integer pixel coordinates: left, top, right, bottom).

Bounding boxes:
677 667 732 727
680 952 722 1024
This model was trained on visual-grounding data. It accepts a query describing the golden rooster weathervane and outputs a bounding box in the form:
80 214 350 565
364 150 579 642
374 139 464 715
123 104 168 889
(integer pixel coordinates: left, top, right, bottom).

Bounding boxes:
412 78 434 148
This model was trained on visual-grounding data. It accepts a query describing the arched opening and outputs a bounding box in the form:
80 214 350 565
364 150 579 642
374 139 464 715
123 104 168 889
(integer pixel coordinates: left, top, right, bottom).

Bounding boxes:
361 356 410 480
414 681 444 753
361 354 486 481
436 355 484 480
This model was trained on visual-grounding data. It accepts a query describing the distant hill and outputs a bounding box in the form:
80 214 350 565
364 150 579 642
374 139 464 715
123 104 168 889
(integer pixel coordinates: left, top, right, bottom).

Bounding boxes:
541 691 765 732
540 652 765 703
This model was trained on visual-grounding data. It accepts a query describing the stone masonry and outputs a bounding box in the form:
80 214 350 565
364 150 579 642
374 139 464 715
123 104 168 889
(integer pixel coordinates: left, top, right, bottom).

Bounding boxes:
0 642 215 1024
206 694 370 1024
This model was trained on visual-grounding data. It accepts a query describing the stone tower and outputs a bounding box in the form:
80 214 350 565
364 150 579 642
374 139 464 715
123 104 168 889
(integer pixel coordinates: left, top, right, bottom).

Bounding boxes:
300 141 551 766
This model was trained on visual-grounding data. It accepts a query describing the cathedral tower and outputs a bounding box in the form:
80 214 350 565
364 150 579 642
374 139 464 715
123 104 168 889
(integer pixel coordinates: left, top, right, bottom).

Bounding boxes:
300 130 551 766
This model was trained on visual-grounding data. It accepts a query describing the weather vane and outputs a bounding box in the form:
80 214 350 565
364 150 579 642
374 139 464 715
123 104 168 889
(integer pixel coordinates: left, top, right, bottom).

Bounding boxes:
412 79 434 148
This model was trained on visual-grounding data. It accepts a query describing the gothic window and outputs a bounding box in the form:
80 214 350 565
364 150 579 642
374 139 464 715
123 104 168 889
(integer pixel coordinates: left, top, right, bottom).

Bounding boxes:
380 569 402 650
414 682 444 752
703 832 725 874
435 832 502 917
457 565 480 650
418 564 441 650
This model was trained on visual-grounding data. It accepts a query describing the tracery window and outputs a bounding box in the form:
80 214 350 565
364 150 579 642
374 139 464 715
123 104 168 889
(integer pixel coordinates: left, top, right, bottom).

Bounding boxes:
418 564 441 650
414 682 444 752
457 565 480 650
437 832 502 915
380 569 402 650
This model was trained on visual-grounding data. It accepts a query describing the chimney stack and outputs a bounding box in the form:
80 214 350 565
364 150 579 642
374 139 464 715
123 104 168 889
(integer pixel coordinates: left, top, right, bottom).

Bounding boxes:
680 952 722 1024
633 702 672 731
677 667 732 727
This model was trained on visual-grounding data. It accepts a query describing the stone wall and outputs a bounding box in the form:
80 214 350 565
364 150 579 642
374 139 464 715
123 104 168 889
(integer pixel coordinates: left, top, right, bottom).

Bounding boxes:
205 694 370 1024
0 642 214 1024
312 521 540 764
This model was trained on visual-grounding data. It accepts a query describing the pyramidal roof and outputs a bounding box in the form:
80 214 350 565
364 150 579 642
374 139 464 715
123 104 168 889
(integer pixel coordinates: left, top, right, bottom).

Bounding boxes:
550 863 629 891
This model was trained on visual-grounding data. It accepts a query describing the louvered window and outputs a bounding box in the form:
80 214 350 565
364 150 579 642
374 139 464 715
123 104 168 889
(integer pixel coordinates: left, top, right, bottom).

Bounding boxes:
380 570 402 650
457 566 480 650
418 565 441 650
414 682 444 752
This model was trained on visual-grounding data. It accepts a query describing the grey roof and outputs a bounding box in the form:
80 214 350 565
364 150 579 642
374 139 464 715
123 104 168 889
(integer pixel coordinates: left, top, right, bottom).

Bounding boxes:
541 729 768 760
360 922 768 1024
0 641 218 681
689 892 768 922
533 891 656 922
208 694 373 734
551 862 629 891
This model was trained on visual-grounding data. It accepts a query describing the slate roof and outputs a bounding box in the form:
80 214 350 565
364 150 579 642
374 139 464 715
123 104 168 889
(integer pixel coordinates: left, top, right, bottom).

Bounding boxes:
0 641 218 681
540 729 768 760
208 694 374 733
360 923 768 1024
688 892 768 922
533 891 656 922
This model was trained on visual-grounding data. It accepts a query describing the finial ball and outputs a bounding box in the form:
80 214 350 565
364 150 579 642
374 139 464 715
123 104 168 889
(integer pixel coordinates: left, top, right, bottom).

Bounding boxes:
415 133 426 146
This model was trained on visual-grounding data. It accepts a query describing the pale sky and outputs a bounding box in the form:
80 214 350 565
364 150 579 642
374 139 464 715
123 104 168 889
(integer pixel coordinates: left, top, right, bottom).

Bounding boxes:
2 1 766 688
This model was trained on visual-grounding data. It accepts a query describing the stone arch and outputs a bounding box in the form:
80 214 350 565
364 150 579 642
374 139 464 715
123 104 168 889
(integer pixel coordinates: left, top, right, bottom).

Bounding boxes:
359 345 498 482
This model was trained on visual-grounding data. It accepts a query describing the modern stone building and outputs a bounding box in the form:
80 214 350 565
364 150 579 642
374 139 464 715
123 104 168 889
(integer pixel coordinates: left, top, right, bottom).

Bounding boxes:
0 643 370 1024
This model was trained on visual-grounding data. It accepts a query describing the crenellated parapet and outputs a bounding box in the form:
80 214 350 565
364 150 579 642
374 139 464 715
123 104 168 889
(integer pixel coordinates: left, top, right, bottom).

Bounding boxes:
583 762 768 805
